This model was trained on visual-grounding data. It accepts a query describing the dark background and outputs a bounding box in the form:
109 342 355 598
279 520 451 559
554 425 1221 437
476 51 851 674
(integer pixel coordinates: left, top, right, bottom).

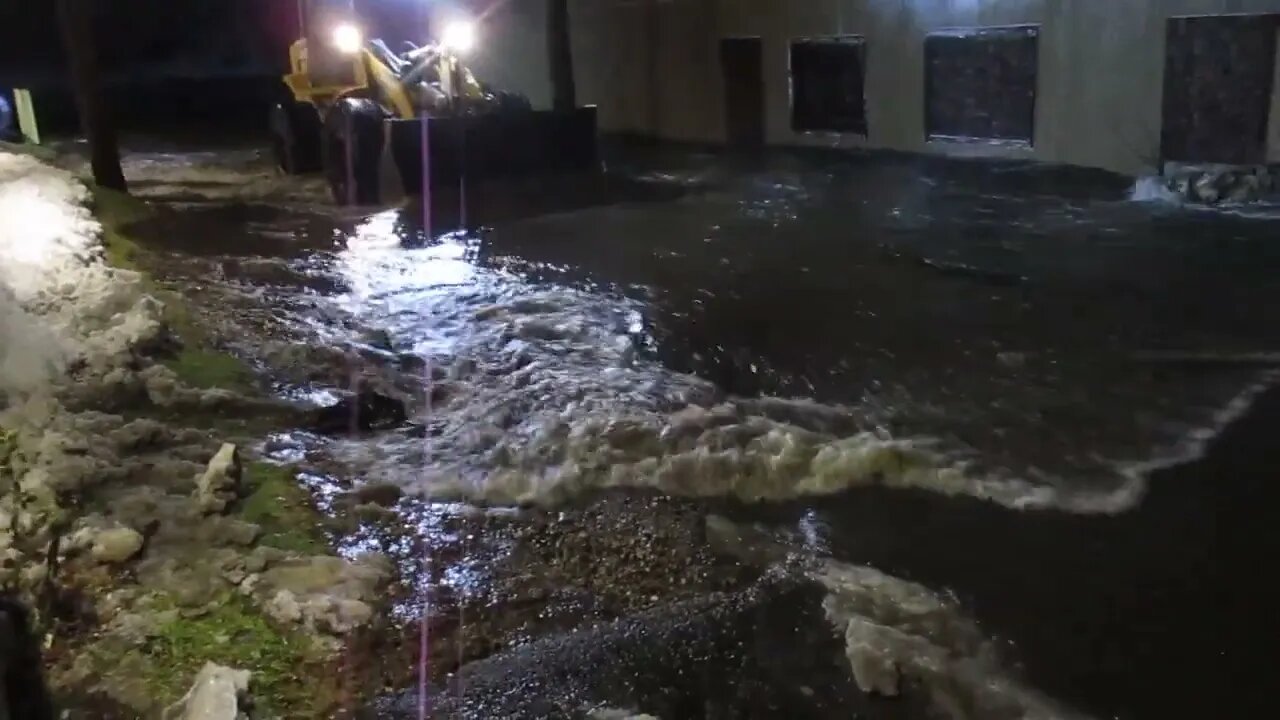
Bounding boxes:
0 0 441 134
1161 13 1280 165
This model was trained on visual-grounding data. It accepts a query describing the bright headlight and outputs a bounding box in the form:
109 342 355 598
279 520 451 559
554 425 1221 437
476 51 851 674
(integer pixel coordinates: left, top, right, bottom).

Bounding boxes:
331 23 363 54
441 20 476 54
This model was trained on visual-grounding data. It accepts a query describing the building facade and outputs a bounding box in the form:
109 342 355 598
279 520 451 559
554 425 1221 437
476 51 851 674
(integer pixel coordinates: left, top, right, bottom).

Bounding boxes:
480 0 1280 176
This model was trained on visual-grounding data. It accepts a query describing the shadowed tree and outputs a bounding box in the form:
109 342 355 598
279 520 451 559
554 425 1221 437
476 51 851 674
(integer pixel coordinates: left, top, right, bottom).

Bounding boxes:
547 0 576 111
56 0 127 191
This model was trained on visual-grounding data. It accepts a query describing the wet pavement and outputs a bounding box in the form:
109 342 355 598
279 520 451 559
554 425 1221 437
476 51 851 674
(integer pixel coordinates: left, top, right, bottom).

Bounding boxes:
124 142 1280 718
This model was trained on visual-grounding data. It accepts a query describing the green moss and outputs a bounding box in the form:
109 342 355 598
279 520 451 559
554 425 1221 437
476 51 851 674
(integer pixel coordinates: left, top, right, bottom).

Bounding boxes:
89 187 256 393
241 463 328 555
0 140 58 162
0 426 15 487
93 187 152 272
0 425 14 461
139 594 328 715
164 348 254 391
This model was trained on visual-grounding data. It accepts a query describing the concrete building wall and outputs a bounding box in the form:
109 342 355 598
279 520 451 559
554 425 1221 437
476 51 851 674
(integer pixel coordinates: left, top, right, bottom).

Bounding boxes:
490 0 1280 176
467 0 553 110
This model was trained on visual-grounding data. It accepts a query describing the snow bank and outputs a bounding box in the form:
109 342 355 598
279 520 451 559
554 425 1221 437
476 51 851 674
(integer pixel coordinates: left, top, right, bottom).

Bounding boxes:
0 151 161 396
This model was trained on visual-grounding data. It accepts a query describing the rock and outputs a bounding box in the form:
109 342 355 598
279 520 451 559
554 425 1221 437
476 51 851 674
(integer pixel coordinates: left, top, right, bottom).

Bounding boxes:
161 663 251 720
265 589 303 625
1227 172 1261 203
138 561 228 608
1191 173 1221 204
108 419 170 452
359 329 395 352
215 519 260 548
996 351 1027 369
243 546 287 574
257 555 390 635
350 482 402 507
316 598 373 634
91 527 145 564
195 444 242 515
1257 167 1274 192
308 390 407 435
1171 165 1273 205
141 366 182 407
353 503 397 522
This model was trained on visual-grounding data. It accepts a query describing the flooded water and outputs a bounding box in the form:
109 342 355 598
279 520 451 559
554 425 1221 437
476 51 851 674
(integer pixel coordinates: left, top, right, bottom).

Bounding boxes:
130 144 1280 719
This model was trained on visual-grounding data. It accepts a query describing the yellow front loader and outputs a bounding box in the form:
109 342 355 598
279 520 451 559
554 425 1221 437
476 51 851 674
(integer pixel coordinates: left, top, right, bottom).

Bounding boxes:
272 0 598 205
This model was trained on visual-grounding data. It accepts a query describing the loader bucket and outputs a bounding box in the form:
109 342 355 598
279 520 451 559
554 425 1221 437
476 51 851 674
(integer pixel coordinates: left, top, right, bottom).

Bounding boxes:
387 106 600 194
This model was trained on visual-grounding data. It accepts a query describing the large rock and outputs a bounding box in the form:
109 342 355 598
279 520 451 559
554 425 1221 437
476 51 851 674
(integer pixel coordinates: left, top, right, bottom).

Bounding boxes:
161 663 251 720
256 554 389 635
1166 163 1275 205
308 390 407 435
195 444 241 515
90 527 145 564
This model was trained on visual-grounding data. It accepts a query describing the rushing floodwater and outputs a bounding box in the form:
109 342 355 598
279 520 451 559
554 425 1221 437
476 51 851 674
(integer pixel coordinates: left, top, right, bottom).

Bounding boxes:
131 145 1280 719
187 148 1280 512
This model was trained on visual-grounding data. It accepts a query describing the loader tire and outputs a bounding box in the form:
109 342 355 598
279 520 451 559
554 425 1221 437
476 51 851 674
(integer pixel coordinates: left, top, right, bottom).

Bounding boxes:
270 101 322 174
324 98 384 205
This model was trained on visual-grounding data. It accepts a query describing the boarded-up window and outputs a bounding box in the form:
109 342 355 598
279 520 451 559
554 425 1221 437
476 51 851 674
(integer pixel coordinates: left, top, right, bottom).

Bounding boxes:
790 37 867 134
1161 14 1280 165
925 26 1038 144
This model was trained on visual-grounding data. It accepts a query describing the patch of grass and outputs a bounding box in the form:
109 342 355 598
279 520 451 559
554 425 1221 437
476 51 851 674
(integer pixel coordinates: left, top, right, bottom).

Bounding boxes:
90 187 257 393
165 348 254 391
1 425 14 462
141 594 329 715
93 187 152 273
241 462 328 555
0 140 59 162
1 426 16 493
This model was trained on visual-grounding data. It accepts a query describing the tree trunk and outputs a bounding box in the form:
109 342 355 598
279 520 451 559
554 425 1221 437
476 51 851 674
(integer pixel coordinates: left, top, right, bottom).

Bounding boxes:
56 0 127 192
547 0 576 111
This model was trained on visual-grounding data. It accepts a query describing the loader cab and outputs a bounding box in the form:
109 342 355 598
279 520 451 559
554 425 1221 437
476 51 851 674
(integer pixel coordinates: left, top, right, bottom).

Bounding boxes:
302 0 362 89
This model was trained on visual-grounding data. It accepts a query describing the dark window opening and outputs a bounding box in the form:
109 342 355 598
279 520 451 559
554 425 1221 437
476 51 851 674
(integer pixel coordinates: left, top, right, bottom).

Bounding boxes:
721 37 766 146
790 36 867 135
1161 14 1280 165
925 25 1038 144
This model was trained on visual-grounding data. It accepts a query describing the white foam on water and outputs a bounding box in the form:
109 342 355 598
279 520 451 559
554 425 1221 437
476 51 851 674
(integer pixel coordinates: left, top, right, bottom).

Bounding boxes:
1128 175 1182 204
309 247 1260 518
815 560 1088 719
421 400 1148 514
298 286 1157 515
1116 371 1277 480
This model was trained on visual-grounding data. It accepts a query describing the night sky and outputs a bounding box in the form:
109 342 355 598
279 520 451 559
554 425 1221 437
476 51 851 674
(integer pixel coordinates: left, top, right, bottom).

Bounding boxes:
0 0 469 86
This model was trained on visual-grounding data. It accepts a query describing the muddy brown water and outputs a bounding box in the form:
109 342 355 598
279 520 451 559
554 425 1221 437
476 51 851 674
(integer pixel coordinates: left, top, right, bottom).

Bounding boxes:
127 144 1280 718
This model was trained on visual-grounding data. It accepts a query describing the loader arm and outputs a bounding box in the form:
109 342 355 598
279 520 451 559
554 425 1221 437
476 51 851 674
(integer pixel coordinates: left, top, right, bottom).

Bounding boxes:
283 39 415 120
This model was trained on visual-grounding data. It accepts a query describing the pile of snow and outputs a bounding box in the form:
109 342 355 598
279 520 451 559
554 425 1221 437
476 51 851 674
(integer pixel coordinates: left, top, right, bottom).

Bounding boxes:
0 151 161 396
